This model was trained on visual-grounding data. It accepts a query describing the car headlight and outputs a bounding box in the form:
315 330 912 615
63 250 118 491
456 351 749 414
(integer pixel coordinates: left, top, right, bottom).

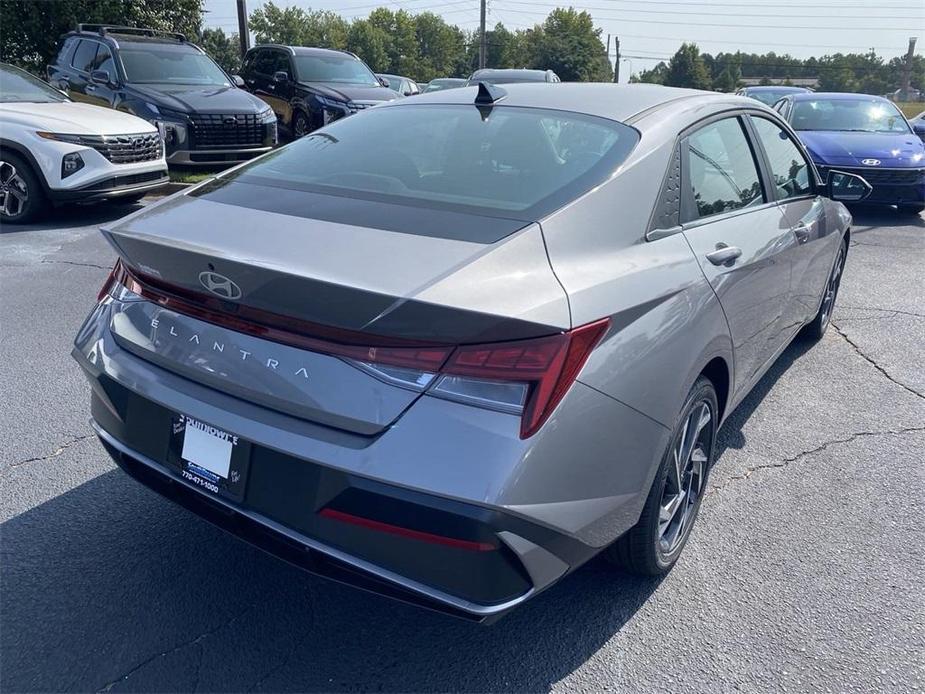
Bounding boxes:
316 96 349 110
155 120 187 146
62 152 84 178
257 107 276 123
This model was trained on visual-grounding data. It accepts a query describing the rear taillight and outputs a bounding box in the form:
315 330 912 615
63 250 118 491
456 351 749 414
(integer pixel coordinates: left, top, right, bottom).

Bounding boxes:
432 320 610 438
104 263 609 439
97 261 121 301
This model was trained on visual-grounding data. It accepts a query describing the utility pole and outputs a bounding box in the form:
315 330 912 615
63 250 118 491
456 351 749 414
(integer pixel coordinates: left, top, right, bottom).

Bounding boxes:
236 0 250 58
478 0 487 69
613 36 620 83
901 36 917 100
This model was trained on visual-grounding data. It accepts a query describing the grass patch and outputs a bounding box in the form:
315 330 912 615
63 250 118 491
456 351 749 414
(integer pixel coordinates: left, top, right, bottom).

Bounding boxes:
898 102 924 119
168 167 223 184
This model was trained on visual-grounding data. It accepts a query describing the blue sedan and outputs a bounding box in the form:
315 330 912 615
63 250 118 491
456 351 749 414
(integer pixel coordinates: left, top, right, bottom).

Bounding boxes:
774 92 925 214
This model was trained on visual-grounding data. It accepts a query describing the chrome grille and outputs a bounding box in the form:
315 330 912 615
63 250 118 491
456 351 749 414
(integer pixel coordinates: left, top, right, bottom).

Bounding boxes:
78 132 163 164
189 113 267 148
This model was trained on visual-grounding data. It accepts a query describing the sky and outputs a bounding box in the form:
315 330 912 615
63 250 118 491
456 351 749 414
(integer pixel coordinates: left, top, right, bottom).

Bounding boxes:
203 0 923 82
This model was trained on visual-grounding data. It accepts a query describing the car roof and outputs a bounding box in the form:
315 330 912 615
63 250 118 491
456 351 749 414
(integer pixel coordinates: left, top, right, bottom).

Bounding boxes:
744 86 808 92
251 45 358 59
788 91 891 102
394 82 753 124
472 69 548 76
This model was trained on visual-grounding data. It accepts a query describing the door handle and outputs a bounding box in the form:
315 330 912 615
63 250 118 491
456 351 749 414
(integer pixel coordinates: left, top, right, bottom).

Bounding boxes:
706 243 742 266
793 223 812 243
86 84 97 92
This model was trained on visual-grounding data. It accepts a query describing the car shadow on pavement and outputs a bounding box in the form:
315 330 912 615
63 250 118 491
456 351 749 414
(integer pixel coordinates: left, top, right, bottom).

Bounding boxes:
0 200 146 234
845 205 925 234
1 466 664 693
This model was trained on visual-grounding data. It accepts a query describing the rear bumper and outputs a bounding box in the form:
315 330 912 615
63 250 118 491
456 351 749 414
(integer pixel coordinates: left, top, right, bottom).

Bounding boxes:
72 296 668 618
48 170 169 202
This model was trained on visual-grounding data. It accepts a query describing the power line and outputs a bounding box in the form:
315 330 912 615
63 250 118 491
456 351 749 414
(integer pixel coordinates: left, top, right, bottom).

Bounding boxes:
558 0 913 8
491 5 919 30
491 0 921 20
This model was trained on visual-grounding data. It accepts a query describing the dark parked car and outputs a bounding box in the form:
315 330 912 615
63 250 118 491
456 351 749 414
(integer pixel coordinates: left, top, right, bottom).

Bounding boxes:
47 25 277 166
735 85 811 106
377 73 420 97
241 45 399 138
423 78 466 93
775 92 925 214
466 69 560 86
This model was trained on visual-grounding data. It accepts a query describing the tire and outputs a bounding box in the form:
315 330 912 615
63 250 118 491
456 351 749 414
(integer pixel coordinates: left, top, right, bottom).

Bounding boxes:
606 376 718 575
292 110 311 139
802 239 847 341
0 151 46 224
898 203 925 215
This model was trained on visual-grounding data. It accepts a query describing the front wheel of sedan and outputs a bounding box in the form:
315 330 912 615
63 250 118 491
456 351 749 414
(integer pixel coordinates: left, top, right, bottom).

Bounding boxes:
607 376 718 575
802 239 847 341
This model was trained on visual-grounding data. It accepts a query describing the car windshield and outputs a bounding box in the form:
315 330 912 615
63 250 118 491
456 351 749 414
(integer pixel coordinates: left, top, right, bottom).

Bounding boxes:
293 55 379 86
223 104 639 222
0 64 68 103
791 99 911 134
120 47 230 86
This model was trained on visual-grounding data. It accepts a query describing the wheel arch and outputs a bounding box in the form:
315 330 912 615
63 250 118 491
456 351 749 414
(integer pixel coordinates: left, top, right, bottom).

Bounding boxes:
699 356 731 424
0 139 51 193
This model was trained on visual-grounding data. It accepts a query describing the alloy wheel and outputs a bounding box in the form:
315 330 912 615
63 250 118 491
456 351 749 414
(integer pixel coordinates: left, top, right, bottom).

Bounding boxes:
0 160 29 218
819 245 845 328
294 113 309 138
658 400 713 557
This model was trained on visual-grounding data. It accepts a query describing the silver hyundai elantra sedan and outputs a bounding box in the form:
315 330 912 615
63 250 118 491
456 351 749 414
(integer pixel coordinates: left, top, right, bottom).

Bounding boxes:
73 83 868 622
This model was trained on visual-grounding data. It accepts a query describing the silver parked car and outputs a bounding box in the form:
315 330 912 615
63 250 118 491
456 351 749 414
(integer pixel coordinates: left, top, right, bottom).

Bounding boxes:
73 83 868 622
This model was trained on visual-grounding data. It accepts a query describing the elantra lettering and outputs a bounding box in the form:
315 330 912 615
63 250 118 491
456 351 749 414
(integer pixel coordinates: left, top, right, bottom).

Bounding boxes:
151 317 309 379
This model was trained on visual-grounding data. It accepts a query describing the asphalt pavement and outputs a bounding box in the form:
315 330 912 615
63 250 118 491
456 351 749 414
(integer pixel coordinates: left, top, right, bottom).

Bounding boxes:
1 200 923 693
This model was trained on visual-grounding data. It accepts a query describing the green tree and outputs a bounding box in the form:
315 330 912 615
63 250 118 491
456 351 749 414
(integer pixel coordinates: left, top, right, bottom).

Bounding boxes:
412 12 467 80
664 43 712 90
529 9 611 82
634 62 668 85
249 1 348 48
0 0 203 74
346 19 389 72
366 8 419 75
199 27 240 74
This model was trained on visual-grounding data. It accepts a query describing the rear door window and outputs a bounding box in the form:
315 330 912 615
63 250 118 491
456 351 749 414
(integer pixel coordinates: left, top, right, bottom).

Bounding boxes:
749 116 813 199
71 40 99 73
684 117 765 221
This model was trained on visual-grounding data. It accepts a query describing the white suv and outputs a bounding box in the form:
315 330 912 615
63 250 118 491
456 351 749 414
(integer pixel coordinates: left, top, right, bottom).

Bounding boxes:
0 62 168 223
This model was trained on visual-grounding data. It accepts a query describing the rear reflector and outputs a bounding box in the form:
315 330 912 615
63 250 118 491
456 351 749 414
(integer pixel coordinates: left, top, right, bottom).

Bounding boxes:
102 262 609 439
319 508 497 552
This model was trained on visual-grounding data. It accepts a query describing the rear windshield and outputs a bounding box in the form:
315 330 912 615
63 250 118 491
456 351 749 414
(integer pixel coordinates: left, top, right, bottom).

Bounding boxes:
223 104 639 220
791 98 911 134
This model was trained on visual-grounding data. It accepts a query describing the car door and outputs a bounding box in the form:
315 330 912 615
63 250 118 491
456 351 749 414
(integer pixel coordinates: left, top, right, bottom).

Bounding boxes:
748 114 839 329
63 38 99 103
84 42 119 109
680 115 796 396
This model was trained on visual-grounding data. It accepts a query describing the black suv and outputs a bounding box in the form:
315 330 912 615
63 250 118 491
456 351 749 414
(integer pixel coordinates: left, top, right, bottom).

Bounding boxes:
48 25 277 166
240 45 398 138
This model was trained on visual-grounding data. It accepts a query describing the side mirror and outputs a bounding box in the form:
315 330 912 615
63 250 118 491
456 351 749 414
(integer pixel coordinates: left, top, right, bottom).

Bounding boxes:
826 170 872 203
273 70 289 83
232 74 245 88
403 90 414 97
378 76 390 88
89 69 111 86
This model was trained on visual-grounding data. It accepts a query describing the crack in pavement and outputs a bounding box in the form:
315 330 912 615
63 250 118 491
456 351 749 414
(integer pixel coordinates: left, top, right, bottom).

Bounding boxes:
710 426 925 493
1 434 95 477
96 605 256 693
246 584 318 693
832 322 925 401
41 259 112 271
838 305 925 320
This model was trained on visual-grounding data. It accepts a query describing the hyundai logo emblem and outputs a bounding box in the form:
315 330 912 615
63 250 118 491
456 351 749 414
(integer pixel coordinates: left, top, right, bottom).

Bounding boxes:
198 271 242 300
860 158 881 166
223 115 238 125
